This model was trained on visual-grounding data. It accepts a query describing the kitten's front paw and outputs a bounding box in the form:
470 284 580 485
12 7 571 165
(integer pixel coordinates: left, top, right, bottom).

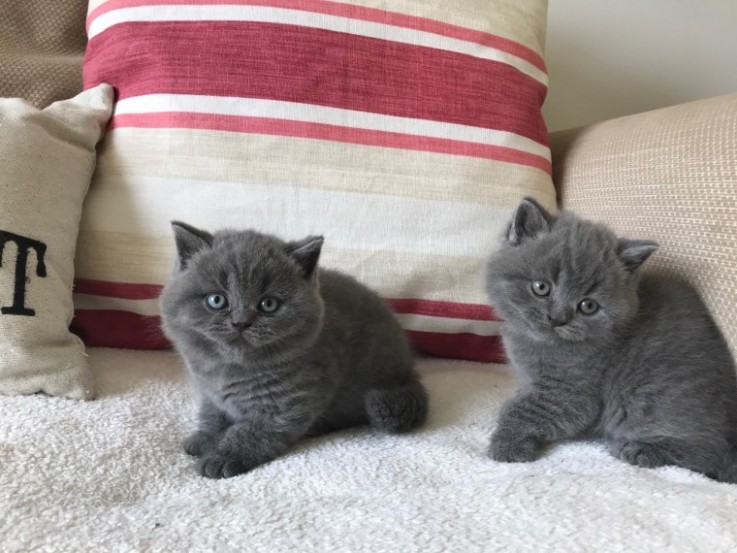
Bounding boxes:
488 433 539 463
611 440 667 469
183 431 212 457
196 453 252 479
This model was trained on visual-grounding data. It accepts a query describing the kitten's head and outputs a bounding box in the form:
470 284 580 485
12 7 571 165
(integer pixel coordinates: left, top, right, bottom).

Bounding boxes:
160 222 325 362
486 198 658 344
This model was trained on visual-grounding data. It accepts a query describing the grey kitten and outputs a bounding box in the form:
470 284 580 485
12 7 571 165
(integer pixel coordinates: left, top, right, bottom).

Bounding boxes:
486 198 737 482
160 223 427 479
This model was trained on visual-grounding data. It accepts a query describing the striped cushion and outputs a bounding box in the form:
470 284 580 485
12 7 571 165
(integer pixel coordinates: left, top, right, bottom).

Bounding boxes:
78 0 555 362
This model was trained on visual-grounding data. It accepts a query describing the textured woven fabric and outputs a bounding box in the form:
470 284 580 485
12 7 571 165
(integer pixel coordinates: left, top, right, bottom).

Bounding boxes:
552 93 737 362
0 0 87 107
76 0 555 362
0 85 113 399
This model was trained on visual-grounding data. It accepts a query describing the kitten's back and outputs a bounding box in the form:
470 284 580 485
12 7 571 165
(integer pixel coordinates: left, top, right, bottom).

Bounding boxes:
635 274 734 368
316 268 415 385
611 273 737 442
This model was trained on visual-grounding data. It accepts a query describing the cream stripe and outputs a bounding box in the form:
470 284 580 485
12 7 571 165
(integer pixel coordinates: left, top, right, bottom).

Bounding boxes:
338 0 547 55
80 175 511 258
73 294 502 335
74 232 491 303
394 313 502 337
97 128 554 204
88 5 546 84
74 294 161 316
115 95 550 158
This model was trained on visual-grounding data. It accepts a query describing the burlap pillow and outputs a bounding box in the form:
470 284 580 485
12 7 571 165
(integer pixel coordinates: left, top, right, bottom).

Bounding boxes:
0 84 113 399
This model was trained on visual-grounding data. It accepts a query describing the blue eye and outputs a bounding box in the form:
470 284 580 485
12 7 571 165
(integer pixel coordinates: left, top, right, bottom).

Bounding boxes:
258 296 281 313
531 281 550 297
205 293 228 310
578 298 599 315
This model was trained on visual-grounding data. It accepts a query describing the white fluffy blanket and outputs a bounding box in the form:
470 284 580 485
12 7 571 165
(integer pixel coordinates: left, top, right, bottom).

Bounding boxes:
2 349 737 552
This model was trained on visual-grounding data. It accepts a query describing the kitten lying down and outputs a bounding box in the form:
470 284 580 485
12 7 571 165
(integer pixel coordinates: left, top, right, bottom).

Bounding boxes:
487 198 737 483
160 223 427 479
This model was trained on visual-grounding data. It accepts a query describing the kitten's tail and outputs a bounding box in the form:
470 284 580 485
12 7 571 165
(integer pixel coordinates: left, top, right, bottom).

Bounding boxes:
365 380 428 434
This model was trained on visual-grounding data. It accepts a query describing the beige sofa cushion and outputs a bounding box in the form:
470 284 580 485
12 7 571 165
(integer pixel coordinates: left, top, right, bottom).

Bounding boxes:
552 93 737 362
0 0 87 107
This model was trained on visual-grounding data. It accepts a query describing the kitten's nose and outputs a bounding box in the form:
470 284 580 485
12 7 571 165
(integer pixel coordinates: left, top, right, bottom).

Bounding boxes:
547 315 568 328
231 320 253 332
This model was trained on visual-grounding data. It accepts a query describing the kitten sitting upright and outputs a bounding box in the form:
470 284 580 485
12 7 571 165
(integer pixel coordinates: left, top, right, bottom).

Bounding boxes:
160 223 427 479
486 198 737 483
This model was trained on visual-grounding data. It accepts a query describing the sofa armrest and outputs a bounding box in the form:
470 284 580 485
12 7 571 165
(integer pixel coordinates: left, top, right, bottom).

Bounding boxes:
550 93 737 360
0 0 87 107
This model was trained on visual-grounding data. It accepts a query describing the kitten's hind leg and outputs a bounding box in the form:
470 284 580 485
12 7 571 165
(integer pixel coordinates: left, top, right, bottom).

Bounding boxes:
717 459 737 484
608 439 670 469
365 380 428 434
609 436 735 481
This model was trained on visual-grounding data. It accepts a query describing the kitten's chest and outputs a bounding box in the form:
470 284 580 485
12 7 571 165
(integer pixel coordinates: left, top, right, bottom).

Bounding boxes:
503 334 595 388
196 363 326 418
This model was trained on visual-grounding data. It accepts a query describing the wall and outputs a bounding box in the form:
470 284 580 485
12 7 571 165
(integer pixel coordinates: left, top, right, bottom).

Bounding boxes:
543 0 737 131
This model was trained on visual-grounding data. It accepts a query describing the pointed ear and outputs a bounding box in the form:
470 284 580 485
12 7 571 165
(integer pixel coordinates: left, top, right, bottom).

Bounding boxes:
506 197 554 245
171 221 213 269
286 235 324 278
617 239 659 273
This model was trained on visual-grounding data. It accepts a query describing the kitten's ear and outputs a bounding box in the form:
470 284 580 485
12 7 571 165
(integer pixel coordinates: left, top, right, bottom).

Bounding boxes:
506 197 554 245
286 235 324 278
617 239 659 273
171 221 213 269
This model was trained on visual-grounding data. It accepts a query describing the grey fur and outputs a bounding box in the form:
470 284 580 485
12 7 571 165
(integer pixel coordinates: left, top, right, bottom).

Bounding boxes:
160 223 427 479
486 198 737 482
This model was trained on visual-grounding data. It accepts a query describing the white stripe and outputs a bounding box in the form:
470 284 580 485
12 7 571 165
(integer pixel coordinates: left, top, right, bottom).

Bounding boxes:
80 175 511 259
73 295 502 335
74 294 161 316
115 94 550 159
394 313 502 337
87 5 547 84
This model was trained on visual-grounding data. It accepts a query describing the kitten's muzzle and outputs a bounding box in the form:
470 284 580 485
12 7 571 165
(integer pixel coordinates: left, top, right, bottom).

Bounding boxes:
547 315 569 328
231 320 254 332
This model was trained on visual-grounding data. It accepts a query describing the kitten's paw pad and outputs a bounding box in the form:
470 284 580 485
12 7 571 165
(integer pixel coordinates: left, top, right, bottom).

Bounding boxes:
613 441 667 468
488 435 539 463
196 454 249 479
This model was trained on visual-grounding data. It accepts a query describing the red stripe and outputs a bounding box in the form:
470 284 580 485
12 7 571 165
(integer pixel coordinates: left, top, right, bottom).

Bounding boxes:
84 21 548 146
386 298 500 322
74 278 163 300
72 309 505 362
72 310 170 349
405 330 506 363
73 278 502 322
86 0 546 72
108 113 551 172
